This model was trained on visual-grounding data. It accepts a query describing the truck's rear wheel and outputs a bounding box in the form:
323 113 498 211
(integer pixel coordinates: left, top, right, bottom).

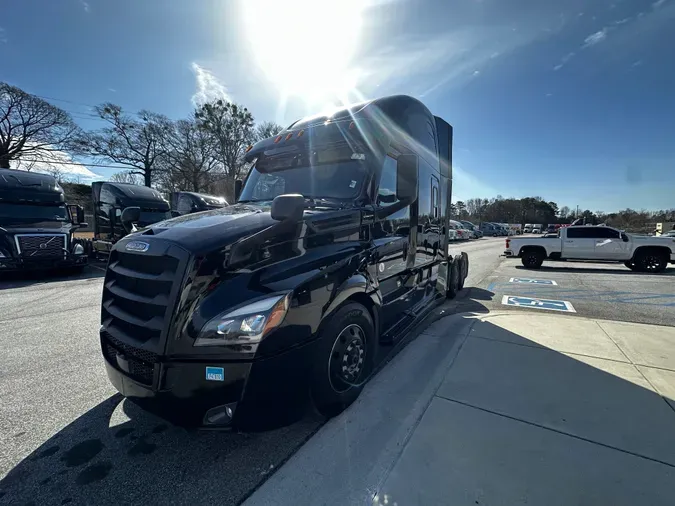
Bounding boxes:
635 250 668 273
446 258 460 299
521 249 544 269
310 303 375 418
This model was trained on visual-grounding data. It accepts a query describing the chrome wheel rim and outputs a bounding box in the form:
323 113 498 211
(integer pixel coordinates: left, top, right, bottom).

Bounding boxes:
328 324 366 393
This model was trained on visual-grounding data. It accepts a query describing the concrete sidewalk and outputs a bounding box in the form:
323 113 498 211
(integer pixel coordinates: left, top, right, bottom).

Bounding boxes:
245 311 675 506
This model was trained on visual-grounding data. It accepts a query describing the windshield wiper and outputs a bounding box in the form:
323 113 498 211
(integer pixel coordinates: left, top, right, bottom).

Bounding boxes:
303 197 350 210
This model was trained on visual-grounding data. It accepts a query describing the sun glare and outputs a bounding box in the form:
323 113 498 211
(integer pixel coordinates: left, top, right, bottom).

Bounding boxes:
241 0 366 106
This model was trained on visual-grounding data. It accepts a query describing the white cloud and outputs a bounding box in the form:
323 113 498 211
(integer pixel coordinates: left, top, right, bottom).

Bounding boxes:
0 27 7 44
653 0 667 8
11 148 101 181
191 62 231 106
553 52 575 71
108 88 117 93
583 29 608 47
80 0 90 13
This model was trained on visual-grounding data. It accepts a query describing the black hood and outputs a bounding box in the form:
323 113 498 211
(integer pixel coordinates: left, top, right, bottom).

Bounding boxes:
122 203 277 255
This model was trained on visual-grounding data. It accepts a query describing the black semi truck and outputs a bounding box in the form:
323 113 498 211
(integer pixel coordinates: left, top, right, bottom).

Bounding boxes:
0 169 88 272
91 181 171 258
171 191 228 216
100 95 468 429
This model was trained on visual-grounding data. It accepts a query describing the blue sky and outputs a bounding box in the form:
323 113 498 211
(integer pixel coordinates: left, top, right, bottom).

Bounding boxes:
2 0 674 212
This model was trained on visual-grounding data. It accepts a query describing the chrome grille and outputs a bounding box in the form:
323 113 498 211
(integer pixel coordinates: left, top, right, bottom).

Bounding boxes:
16 234 66 258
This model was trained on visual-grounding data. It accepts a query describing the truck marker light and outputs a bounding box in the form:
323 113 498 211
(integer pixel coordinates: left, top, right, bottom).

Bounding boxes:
506 239 510 248
285 133 293 141
274 135 282 143
245 145 253 153
297 129 305 137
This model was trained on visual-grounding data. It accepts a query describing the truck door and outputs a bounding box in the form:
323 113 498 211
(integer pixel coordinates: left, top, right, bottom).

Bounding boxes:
593 227 629 259
563 227 596 258
373 154 415 334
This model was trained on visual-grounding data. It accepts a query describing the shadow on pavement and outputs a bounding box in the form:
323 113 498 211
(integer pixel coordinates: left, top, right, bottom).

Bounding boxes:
373 314 675 505
0 265 105 289
0 289 488 506
515 265 675 276
0 395 322 506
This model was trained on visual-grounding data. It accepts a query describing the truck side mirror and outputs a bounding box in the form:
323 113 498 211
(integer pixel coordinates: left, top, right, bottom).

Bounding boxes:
621 232 629 242
271 194 304 222
396 154 418 202
234 180 243 202
120 206 141 233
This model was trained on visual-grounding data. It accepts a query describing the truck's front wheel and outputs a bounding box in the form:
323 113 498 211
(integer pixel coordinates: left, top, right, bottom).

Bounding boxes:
521 249 545 269
310 303 375 418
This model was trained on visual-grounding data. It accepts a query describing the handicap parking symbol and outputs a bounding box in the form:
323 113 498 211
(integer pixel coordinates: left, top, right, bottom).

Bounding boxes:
501 295 575 312
509 278 558 285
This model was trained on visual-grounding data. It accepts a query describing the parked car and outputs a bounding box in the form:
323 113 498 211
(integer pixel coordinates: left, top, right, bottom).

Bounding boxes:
460 220 482 238
523 224 533 233
480 222 500 237
450 220 471 240
503 225 675 272
447 221 459 241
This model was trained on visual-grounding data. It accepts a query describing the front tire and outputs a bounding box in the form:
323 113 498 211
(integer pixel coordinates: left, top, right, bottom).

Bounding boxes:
521 249 545 269
310 303 375 418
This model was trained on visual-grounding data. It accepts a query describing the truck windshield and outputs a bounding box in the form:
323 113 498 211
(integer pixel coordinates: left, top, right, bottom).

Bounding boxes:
239 161 366 202
0 203 68 223
139 210 172 225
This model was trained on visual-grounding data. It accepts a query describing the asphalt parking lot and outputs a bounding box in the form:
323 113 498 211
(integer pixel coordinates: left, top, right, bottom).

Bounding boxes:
479 258 675 327
2 239 672 505
0 264 326 506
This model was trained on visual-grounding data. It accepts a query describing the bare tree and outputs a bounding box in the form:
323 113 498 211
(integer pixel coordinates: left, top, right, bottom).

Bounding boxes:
0 82 80 169
195 100 254 200
73 103 171 187
253 121 283 143
163 115 220 192
110 170 143 185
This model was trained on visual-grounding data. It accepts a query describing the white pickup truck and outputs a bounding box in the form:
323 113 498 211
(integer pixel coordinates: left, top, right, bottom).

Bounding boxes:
503 225 675 272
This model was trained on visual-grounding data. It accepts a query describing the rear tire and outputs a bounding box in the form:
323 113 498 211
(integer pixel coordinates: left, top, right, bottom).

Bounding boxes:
310 303 375 418
521 249 545 269
446 257 460 299
461 252 469 280
634 250 668 273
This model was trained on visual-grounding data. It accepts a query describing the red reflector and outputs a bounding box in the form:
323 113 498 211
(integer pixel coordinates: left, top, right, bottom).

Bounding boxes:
506 239 510 248
297 129 305 137
274 136 282 143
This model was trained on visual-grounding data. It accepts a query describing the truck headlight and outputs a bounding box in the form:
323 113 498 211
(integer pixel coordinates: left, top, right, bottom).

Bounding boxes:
73 243 85 255
194 293 291 347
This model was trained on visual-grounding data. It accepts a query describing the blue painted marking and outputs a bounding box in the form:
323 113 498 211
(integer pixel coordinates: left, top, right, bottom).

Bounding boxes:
509 278 557 285
502 295 575 312
205 366 225 381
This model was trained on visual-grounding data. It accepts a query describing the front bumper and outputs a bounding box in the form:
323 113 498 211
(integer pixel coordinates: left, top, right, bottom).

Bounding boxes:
0 253 88 271
102 334 318 429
